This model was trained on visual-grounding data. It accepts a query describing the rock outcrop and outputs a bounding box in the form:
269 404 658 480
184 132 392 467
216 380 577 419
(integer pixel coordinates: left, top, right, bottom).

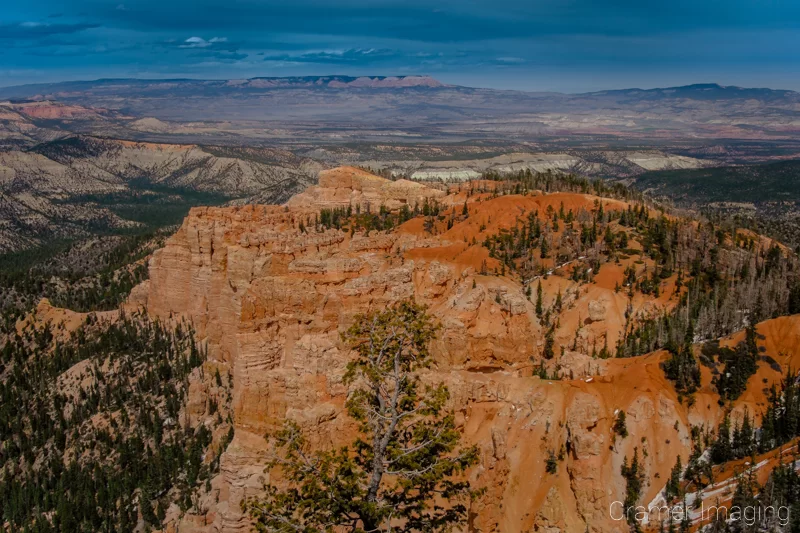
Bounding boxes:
287 166 446 212
143 168 728 532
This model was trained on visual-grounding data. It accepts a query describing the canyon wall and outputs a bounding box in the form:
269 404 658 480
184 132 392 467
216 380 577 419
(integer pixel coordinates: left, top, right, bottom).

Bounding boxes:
146 168 707 532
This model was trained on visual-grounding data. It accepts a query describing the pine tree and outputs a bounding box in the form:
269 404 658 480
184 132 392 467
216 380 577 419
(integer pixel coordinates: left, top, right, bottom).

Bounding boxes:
711 415 733 464
679 495 691 533
536 280 544 317
662 342 701 399
665 456 683 501
613 410 628 439
245 300 479 532
546 450 558 474
732 409 754 459
543 326 556 360
540 237 549 259
621 448 645 529
729 468 759 533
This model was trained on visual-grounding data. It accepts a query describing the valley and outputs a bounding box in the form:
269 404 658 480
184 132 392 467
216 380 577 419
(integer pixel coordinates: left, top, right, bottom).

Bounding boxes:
631 161 800 249
0 134 321 252
3 79 800 145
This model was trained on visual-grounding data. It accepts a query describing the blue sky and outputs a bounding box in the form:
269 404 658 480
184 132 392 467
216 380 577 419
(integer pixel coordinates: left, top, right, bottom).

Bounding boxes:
1 0 799 92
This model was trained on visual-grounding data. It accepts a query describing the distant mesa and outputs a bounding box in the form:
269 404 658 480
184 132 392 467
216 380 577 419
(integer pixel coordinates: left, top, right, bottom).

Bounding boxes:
0 75 447 97
128 117 173 133
327 75 444 88
0 99 110 120
585 82 798 101
224 75 445 89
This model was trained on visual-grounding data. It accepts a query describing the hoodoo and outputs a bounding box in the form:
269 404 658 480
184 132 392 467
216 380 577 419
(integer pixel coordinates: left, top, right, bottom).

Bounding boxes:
139 167 800 531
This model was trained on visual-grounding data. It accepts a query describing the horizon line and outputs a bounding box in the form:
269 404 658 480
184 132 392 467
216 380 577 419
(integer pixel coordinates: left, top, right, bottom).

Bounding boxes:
0 75 796 96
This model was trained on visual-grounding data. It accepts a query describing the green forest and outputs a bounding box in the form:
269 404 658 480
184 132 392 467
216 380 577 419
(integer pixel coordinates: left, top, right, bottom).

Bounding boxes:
0 312 232 532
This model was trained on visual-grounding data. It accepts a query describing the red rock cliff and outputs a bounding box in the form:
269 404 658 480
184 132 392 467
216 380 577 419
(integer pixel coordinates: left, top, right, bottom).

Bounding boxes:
145 168 728 532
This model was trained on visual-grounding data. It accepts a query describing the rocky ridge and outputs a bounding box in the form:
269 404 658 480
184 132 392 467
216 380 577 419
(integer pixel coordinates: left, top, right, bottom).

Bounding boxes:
131 167 800 532
0 137 323 252
350 151 706 182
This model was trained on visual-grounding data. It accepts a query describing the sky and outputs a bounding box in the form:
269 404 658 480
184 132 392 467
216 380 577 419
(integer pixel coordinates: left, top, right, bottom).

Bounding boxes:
1 0 799 93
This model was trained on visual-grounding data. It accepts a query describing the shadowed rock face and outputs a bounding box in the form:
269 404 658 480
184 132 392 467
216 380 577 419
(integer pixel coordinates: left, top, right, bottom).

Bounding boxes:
143 167 785 532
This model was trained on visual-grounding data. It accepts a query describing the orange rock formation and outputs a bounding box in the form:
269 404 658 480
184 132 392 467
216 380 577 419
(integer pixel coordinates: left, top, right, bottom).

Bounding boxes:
138 167 799 532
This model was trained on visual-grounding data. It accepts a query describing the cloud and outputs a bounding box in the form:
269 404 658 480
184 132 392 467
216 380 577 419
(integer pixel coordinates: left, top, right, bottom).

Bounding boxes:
73 0 800 46
494 57 526 64
3 0 800 91
179 36 229 48
163 35 247 63
181 36 210 48
0 22 100 40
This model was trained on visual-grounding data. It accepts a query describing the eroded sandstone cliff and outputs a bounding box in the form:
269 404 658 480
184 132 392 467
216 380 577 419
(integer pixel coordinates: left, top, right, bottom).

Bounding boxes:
142 167 797 532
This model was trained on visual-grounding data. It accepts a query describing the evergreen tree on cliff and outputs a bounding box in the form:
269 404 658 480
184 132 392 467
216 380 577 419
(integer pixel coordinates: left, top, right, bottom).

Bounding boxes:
245 299 480 532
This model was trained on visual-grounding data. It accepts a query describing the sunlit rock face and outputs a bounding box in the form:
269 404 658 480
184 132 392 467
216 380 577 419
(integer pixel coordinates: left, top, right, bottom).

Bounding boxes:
147 167 724 532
